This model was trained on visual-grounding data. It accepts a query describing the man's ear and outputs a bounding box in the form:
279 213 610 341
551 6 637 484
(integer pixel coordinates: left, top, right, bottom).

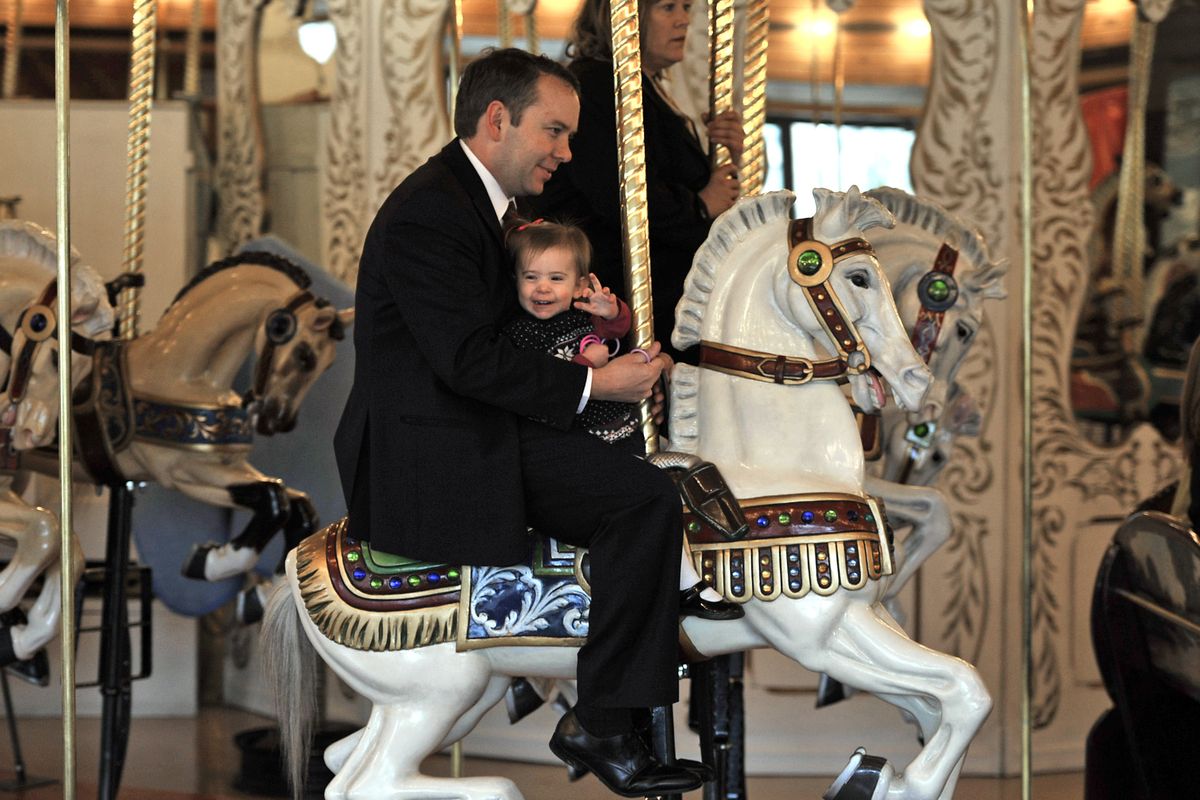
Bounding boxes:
483 100 507 141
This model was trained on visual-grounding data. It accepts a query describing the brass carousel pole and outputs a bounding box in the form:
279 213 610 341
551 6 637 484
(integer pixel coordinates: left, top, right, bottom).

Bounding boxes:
525 0 539 55
739 0 768 194
708 0 735 170
498 0 513 48
610 0 657 451
447 0 464 121
52 0 76 793
3 0 23 98
1019 0 1034 798
122 0 157 338
183 0 203 98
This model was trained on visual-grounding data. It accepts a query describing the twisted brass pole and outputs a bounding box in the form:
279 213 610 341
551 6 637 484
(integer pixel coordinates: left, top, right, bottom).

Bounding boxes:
739 0 768 194
447 0 464 121
498 0 513 48
609 0 656 451
3 0 22 98
53 0 77 794
708 0 735 170
1110 13 1155 339
121 0 157 340
525 3 539 55
183 0 202 97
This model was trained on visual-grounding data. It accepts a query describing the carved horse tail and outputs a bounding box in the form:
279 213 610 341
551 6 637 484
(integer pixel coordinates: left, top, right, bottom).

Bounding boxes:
261 579 319 799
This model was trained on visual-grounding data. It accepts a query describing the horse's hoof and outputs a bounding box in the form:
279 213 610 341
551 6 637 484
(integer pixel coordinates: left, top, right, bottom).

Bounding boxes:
815 673 848 707
182 541 217 579
823 747 890 800
237 584 266 625
0 616 50 686
504 677 547 724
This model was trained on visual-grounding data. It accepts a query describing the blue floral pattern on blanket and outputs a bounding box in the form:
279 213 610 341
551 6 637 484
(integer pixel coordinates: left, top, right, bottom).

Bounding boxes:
466 538 590 642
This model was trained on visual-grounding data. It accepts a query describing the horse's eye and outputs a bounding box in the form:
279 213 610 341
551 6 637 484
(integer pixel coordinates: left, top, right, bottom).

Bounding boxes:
295 342 317 372
957 321 975 341
849 272 869 289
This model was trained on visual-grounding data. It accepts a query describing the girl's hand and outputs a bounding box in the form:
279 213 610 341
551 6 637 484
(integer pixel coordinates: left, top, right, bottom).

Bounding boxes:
574 273 620 320
581 342 611 367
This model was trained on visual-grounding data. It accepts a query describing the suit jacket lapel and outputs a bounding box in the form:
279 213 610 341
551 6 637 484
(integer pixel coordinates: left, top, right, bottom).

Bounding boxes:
441 140 505 246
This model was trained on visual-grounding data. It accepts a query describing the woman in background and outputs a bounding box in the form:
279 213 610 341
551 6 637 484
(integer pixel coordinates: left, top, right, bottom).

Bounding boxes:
528 0 745 363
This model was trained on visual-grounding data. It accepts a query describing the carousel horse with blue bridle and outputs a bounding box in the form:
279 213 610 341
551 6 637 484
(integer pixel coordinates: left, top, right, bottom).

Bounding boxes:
2 251 353 622
857 187 1007 620
262 187 991 800
0 220 115 676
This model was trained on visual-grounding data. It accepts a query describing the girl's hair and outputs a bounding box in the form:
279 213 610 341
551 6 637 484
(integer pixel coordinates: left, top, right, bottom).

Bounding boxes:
567 0 654 61
505 219 593 281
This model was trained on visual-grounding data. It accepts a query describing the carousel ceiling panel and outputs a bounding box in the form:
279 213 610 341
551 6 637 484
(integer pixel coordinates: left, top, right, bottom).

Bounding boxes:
15 0 1131 88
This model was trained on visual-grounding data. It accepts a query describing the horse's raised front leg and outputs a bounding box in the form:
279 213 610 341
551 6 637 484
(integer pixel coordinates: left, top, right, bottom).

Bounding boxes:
800 601 991 800
0 490 60 611
169 461 291 583
864 476 951 621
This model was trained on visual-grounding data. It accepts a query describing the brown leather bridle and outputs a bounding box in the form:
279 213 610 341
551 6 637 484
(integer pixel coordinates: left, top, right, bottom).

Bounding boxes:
4 278 98 403
699 217 877 385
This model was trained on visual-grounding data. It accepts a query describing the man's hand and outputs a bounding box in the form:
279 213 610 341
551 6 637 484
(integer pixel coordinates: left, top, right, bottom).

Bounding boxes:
649 351 673 424
573 273 620 320
699 163 741 219
581 342 610 367
591 342 665 403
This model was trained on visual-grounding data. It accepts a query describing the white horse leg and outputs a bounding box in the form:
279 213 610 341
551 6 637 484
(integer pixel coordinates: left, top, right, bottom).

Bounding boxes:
9 538 84 660
864 476 951 620
0 494 59 610
801 602 991 800
438 675 512 750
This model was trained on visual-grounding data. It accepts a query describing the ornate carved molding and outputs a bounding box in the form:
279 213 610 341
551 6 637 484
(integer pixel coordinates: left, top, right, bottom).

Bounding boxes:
913 0 1004 672
215 0 267 254
322 0 369 284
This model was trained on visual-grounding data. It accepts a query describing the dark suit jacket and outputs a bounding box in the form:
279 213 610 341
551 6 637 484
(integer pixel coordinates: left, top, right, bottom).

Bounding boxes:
334 141 588 563
527 57 713 362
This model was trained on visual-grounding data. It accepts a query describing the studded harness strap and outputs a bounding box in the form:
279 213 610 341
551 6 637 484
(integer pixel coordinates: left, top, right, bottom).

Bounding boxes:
246 289 316 406
699 217 876 385
4 278 99 402
909 242 960 364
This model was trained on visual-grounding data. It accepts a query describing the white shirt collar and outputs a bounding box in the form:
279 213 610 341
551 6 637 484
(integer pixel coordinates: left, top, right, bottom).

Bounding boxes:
460 140 513 223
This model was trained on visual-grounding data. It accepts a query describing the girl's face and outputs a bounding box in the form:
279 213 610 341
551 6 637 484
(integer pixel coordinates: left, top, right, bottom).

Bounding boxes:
517 245 585 319
642 0 692 74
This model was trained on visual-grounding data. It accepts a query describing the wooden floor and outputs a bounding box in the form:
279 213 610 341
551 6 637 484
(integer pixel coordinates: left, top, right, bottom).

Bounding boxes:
2 707 1084 799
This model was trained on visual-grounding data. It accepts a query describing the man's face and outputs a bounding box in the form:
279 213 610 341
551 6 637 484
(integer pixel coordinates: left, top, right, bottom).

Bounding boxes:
493 76 579 197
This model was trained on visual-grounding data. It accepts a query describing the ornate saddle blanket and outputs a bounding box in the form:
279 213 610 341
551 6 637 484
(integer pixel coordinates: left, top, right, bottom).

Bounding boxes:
299 489 894 653
295 518 590 653
686 493 894 603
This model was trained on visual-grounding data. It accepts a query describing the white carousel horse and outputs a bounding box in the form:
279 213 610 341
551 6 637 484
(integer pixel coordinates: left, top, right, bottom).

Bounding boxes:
262 188 991 800
0 220 114 671
858 187 1007 612
2 252 353 619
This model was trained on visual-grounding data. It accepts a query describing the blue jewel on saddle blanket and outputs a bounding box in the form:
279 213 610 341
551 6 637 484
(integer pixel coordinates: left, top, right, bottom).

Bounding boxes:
460 537 590 648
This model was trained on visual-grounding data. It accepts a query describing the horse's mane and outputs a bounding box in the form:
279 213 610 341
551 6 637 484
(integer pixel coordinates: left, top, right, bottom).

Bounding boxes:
0 220 115 334
170 251 312 307
673 191 795 349
865 187 1007 299
0 220 80 272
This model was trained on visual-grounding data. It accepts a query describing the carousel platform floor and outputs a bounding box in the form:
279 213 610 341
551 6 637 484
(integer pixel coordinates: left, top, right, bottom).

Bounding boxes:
3 707 1084 798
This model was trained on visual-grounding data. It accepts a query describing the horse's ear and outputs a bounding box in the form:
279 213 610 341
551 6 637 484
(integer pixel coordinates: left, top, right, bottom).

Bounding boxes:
977 261 1010 301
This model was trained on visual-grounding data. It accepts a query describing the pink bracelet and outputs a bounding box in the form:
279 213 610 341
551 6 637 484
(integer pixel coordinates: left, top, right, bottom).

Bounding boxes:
579 334 603 350
630 348 651 364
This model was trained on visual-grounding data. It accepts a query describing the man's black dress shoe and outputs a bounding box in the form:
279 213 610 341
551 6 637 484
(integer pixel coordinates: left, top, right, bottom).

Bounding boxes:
549 709 703 797
680 581 745 620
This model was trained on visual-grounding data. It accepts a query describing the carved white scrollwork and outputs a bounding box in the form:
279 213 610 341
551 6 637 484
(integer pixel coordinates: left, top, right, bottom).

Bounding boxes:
216 0 267 254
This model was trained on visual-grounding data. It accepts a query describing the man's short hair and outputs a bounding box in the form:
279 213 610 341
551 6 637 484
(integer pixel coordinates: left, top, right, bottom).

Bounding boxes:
454 48 580 140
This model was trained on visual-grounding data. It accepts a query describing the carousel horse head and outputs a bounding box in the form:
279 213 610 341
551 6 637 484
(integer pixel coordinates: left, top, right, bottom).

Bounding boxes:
863 187 1007 420
0 221 115 448
674 186 932 414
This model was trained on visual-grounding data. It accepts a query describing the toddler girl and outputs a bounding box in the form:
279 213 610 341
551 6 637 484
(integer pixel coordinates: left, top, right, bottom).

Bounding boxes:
503 218 739 619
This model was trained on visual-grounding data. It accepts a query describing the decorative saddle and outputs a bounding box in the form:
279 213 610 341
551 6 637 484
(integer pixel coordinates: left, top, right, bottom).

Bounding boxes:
297 460 895 653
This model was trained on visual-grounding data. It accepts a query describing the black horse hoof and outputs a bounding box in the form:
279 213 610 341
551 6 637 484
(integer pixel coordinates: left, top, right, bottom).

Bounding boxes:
816 673 849 708
824 747 890 800
182 541 218 579
237 584 266 625
0 612 50 686
504 677 548 724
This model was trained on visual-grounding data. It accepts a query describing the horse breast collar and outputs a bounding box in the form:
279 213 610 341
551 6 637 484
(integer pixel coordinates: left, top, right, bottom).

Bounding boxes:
699 217 874 385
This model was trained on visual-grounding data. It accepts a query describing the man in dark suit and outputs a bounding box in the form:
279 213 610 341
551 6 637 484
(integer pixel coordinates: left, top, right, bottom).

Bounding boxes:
333 49 701 797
